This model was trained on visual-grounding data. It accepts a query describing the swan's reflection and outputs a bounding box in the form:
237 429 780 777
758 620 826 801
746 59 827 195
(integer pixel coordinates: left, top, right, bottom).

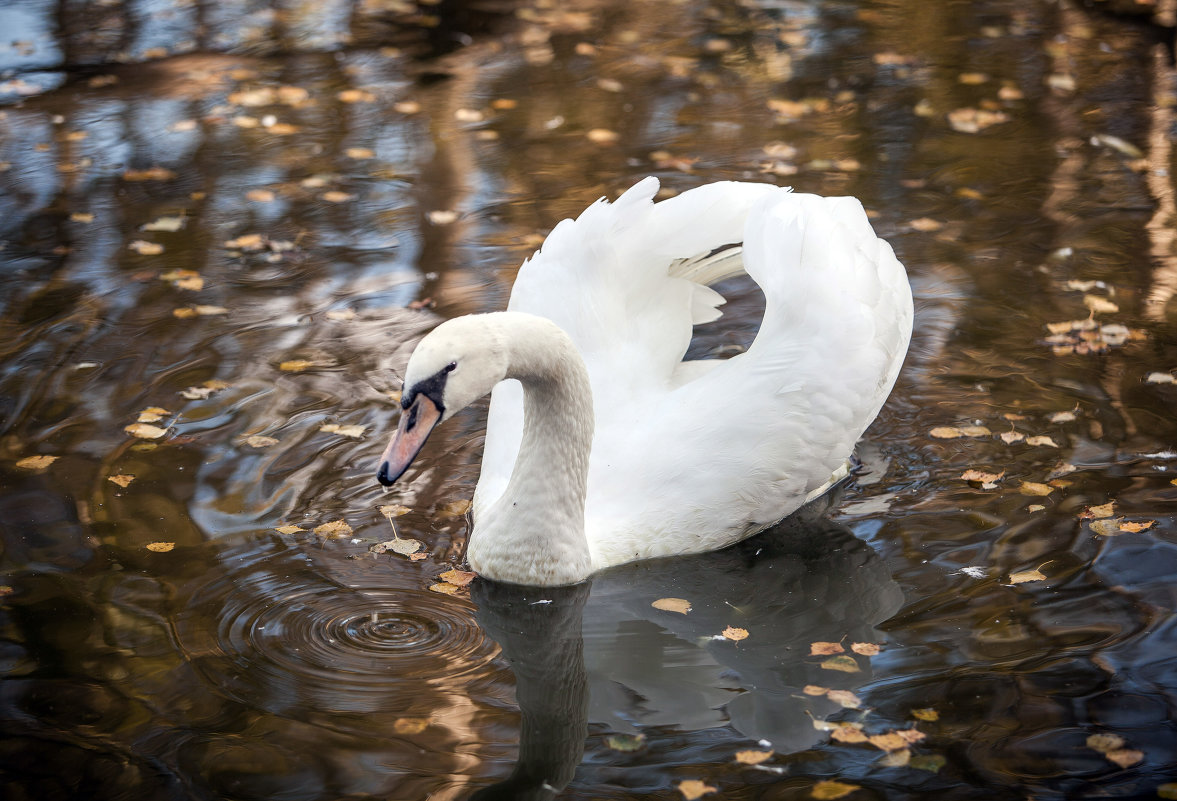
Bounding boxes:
470 503 903 798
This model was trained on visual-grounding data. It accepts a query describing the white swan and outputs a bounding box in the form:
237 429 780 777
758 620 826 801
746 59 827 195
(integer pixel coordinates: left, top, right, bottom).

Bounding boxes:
377 177 913 586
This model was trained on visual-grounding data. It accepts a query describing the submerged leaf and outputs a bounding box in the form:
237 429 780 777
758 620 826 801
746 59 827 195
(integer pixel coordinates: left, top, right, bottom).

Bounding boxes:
811 779 860 800
16 455 57 470
606 733 646 752
821 655 860 673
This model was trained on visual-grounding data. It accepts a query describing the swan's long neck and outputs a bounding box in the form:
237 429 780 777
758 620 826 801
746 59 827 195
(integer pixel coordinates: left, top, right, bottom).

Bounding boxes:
467 314 595 586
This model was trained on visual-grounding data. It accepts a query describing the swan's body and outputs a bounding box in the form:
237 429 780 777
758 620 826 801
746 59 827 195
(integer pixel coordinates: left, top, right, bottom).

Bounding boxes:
378 177 913 586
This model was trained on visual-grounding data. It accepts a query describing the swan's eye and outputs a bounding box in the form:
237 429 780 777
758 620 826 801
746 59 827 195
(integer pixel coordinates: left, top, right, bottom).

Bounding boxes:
445 361 457 373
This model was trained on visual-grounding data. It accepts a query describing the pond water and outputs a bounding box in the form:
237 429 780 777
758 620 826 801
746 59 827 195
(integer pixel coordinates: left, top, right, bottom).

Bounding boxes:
2 0 1177 798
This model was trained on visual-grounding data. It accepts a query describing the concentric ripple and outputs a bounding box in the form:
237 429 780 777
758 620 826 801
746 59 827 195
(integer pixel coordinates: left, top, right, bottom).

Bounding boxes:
172 541 500 728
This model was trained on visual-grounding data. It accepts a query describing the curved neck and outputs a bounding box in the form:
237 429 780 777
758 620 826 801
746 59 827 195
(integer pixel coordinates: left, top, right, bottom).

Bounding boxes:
468 314 595 586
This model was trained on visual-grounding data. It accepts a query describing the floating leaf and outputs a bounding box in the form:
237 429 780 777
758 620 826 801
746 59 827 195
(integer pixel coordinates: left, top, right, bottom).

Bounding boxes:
1000 430 1026 444
1146 372 1176 385
1020 481 1054 496
961 469 1003 489
1049 410 1077 423
868 732 909 752
320 423 366 438
439 569 477 587
173 305 227 318
1089 518 1122 537
244 435 278 448
346 147 375 159
803 685 829 696
275 525 304 534
1082 502 1116 519
810 641 844 656
910 754 947 772
947 107 1009 133
1158 783 1177 799
142 215 185 232
1086 733 1125 753
108 474 135 487
393 717 429 735
911 708 939 722
394 100 421 114
826 689 862 709
830 724 869 743
224 233 266 250
850 642 881 656
339 89 377 103
146 542 175 552
125 423 168 440
1118 520 1155 533
129 240 164 255
122 166 176 181
811 780 860 800
1025 435 1059 448
931 425 991 439
427 209 459 225
909 217 944 232
735 749 774 765
821 655 860 673
321 190 353 203
652 597 692 614
279 359 318 372
246 189 275 202
16 455 57 470
1104 749 1143 768
586 128 620 144
439 499 472 517
429 582 460 595
381 504 412 519
313 519 353 539
606 733 646 752
895 728 926 744
678 780 717 800
722 626 749 642
1084 295 1118 314
371 537 424 556
1009 562 1051 584
877 748 911 767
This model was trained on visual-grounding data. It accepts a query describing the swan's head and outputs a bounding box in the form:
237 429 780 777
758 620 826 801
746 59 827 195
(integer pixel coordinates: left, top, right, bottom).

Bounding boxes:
377 315 508 486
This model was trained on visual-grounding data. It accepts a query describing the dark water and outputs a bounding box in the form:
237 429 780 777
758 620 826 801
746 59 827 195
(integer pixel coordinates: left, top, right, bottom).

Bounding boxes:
3 0 1177 798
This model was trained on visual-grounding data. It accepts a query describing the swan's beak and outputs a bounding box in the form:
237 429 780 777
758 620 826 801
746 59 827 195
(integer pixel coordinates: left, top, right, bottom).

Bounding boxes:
377 393 442 486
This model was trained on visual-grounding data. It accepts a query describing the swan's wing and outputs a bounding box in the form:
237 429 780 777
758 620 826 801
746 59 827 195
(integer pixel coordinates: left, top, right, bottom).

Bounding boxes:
476 178 781 514
585 190 913 565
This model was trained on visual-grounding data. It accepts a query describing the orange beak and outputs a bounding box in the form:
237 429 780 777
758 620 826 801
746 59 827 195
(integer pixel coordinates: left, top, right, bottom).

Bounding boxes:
376 393 442 486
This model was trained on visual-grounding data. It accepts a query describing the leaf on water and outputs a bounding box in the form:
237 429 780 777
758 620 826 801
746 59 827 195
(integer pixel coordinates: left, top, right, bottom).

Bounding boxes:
276 85 310 106
810 641 844 655
346 147 375 159
125 423 168 440
146 542 175 552
326 309 356 321
1049 410 1077 423
275 525 304 534
439 499 472 517
129 240 164 255
173 305 228 318
1019 481 1055 496
677 780 717 800
122 166 176 181
313 519 353 539
606 733 646 752
108 474 135 487
429 582 461 595
180 380 231 400
910 754 947 772
1089 518 1122 537
454 108 484 122
142 215 185 232
931 425 991 439
1028 504 1046 513
1008 561 1051 584
1083 295 1118 314
909 217 944 232
821 655 860 673
409 552 428 561
1081 502 1116 519
826 689 862 709
246 189 275 202
1086 733 1125 753
957 72 989 84
279 360 319 372
1146 372 1176 384
877 748 911 767
803 685 829 696
811 779 860 800
947 107 1009 133
1047 462 1077 480
829 724 869 743
895 728 926 744
160 269 204 291
427 209 459 225
224 233 267 250
394 100 421 114
586 128 620 144
652 597 692 614
381 504 412 519
320 423 366 438
393 717 429 735
16 455 58 470
735 749 774 765
1047 73 1076 92
321 190 354 203
233 115 260 128
244 435 278 448
911 708 939 722
1158 782 1177 799
1025 435 1059 448
440 569 477 587
70 212 94 223
1118 520 1155 533
868 732 909 752
372 538 424 556
339 89 377 103
960 469 1004 489
1104 749 1143 769
851 642 881 656
722 626 749 642
1000 430 1026 444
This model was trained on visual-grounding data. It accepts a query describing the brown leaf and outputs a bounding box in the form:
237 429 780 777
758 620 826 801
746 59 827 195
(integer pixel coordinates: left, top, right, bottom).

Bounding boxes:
811 779 860 799
279 359 318 372
826 689 862 709
1082 502 1116 519
371 538 423 556
999 430 1026 444
313 519 353 539
16 455 58 470
1084 295 1118 314
960 469 1003 489
125 423 168 440
107 474 135 487
129 240 165 255
931 425 991 439
851 642 881 656
1019 481 1055 496
810 641 845 656
439 499 472 517
122 166 176 181
734 749 774 765
1089 518 1122 537
586 128 620 144
895 728 926 744
1008 563 1050 584
677 780 717 800
1086 733 1125 753
1118 520 1155 533
911 708 939 722
429 582 461 595
829 724 869 743
1025 435 1059 448
393 717 429 735
803 685 829 696
320 423 366 438
722 626 749 642
909 217 944 232
380 504 412 519
868 732 909 751
652 597 692 614
146 542 175 552
1104 749 1143 768
877 748 911 767
440 569 477 587
275 525 304 534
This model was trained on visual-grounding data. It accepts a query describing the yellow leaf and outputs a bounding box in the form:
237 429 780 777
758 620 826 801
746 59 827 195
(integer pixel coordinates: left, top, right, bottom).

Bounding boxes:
811 779 860 800
677 780 717 800
810 641 844 655
275 525 304 534
895 728 926 744
313 519 353 539
957 72 989 84
909 217 944 232
246 189 275 202
146 542 175 552
931 425 991 439
803 685 829 695
1019 481 1054 496
16 455 58 470
122 167 176 181
606 733 646 751
107 474 135 487
142 215 184 232
734 749 774 765
1009 565 1049 584
961 469 1003 488
821 655 860 673
279 360 318 372
70 212 94 223
722 626 749 642
1118 520 1155 533
429 582 460 595
652 597 692 614
393 717 429 735
911 708 939 722
346 147 375 159
338 89 376 103
851 642 881 656
224 233 266 250
393 100 421 114
125 423 168 440
1158 782 1177 799
137 407 171 422
1104 748 1143 768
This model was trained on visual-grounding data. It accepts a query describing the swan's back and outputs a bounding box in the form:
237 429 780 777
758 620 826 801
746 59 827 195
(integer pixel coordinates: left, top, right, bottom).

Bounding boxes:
476 178 912 569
